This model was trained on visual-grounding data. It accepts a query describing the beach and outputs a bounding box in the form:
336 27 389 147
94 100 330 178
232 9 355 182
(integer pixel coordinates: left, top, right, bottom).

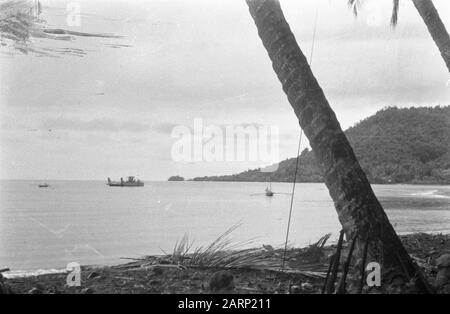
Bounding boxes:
3 233 450 294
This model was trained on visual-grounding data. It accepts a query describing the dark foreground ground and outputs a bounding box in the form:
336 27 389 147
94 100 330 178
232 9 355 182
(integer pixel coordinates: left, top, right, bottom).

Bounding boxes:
3 233 450 294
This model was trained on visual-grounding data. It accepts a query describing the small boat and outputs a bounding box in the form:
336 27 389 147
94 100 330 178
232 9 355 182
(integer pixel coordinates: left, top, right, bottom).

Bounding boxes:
107 176 144 187
265 184 274 197
38 183 49 188
251 183 291 197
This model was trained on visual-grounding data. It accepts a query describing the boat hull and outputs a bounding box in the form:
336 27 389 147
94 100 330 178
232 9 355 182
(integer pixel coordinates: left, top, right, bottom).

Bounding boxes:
107 182 144 187
107 176 144 187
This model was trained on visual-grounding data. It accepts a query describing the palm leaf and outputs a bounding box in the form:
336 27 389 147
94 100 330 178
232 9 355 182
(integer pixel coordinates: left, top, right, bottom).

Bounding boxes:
348 0 361 16
348 0 400 27
390 0 400 27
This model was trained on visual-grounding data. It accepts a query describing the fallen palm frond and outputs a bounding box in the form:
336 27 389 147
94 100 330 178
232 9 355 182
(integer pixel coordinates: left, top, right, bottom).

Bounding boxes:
274 269 327 279
305 232 332 253
169 224 281 269
315 233 332 248
278 233 332 269
163 225 331 274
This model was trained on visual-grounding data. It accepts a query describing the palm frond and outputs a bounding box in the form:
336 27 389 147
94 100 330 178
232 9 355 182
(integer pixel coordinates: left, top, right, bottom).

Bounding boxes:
348 0 400 27
167 226 333 275
390 0 400 27
169 224 280 269
348 0 362 17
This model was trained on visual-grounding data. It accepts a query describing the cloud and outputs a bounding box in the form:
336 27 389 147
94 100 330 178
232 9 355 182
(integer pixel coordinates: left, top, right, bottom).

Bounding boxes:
152 122 178 134
2 0 449 180
42 117 151 133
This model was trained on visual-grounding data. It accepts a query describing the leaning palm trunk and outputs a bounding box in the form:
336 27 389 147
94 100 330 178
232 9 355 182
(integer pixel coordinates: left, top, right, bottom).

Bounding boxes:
412 0 450 72
246 0 430 292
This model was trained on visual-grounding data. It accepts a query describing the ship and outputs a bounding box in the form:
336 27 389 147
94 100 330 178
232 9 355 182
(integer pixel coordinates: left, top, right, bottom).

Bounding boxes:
107 176 144 187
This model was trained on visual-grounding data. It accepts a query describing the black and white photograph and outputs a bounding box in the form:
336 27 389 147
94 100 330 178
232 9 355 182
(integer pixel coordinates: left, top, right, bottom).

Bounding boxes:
0 0 449 299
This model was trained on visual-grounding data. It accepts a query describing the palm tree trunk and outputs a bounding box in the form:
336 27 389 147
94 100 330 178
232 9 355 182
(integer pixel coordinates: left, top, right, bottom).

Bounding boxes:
246 0 430 292
412 0 450 73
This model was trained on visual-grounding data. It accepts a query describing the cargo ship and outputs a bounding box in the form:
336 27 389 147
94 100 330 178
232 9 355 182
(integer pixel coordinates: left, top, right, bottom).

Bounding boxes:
107 176 144 187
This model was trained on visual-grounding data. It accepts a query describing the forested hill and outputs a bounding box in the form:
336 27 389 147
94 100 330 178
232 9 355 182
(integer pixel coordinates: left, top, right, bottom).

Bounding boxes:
191 106 450 184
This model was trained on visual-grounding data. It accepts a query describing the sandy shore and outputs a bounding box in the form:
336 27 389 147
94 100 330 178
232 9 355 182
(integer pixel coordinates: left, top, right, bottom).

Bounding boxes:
2 233 450 294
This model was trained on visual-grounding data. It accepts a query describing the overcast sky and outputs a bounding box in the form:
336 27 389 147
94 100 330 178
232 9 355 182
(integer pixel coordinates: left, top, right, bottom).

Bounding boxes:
1 0 449 180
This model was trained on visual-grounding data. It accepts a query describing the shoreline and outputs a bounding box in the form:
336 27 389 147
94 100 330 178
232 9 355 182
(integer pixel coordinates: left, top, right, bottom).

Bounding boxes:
188 179 450 186
2 179 450 186
4 230 450 279
3 232 450 294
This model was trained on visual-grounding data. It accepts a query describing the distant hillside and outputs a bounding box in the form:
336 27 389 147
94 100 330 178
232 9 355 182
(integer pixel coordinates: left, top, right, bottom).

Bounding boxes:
168 175 185 181
192 106 450 184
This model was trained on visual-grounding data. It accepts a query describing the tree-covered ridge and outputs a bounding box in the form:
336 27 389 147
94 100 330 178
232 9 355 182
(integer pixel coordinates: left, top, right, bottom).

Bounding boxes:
168 175 185 181
192 106 450 184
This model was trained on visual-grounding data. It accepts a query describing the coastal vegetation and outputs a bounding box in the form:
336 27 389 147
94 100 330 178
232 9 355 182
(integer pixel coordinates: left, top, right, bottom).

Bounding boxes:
168 176 185 181
192 106 450 184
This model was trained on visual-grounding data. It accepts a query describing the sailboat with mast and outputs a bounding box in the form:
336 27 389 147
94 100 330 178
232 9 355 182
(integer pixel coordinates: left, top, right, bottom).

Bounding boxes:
265 183 274 197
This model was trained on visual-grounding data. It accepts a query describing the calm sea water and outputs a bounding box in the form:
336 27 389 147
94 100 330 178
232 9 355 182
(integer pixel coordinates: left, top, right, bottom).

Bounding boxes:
1 180 449 272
